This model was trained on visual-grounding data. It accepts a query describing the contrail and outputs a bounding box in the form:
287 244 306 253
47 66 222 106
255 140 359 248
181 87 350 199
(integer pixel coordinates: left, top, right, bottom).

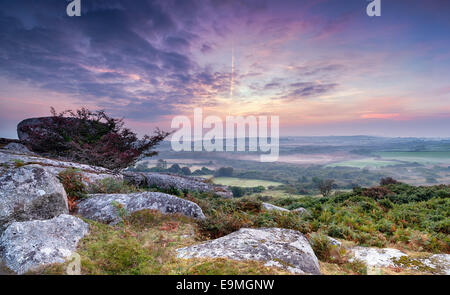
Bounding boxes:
230 44 235 98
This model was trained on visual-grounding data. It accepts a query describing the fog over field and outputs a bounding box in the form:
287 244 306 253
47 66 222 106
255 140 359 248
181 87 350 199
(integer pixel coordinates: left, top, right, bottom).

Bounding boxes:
141 136 450 187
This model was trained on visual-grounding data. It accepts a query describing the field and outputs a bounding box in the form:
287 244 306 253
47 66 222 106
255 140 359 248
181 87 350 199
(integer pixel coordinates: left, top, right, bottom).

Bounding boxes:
376 152 450 165
326 158 398 169
207 177 282 188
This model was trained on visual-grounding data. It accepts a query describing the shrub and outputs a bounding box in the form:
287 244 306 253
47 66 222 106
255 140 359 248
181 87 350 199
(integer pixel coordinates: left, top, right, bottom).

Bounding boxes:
13 159 25 168
230 186 245 198
235 199 262 213
181 167 192 175
19 107 169 170
89 178 140 194
57 168 88 212
197 211 254 239
309 233 343 263
214 167 234 177
362 186 392 200
380 177 399 186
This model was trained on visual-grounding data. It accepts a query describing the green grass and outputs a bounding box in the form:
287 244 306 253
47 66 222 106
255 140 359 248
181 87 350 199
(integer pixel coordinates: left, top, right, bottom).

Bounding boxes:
376 151 450 164
327 158 398 168
210 177 282 188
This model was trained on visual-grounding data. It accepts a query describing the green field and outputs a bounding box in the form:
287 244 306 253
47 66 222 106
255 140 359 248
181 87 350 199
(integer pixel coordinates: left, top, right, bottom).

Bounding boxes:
376 151 450 164
326 158 398 168
208 177 282 188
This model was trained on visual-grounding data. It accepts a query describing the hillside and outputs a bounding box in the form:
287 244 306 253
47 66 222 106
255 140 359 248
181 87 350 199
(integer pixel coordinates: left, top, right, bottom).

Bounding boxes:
0 141 448 275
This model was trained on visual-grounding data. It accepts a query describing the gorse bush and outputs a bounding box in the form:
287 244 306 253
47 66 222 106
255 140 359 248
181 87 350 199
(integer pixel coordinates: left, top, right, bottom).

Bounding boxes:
19 107 170 170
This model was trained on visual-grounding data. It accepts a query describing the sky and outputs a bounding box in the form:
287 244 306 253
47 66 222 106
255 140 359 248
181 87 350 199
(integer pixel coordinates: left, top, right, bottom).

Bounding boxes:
0 0 449 139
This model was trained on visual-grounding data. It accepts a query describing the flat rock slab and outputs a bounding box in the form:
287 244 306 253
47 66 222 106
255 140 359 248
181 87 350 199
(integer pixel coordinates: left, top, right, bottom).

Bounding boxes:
349 247 407 268
145 173 214 192
0 165 68 233
0 214 89 274
2 143 35 155
123 172 232 197
77 192 205 224
0 149 122 189
262 203 290 212
176 227 321 275
292 207 308 215
421 254 450 275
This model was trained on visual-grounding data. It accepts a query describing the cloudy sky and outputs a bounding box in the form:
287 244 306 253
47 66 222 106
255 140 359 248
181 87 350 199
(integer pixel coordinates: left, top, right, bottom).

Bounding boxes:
0 0 449 138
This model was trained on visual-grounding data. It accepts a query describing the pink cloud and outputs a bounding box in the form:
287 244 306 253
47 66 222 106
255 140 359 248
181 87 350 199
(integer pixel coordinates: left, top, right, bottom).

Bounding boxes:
360 113 400 119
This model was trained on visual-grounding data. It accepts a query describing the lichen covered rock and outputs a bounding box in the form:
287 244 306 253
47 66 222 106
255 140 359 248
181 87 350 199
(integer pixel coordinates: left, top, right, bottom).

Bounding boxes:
77 192 205 224
2 143 35 155
421 254 450 275
348 246 407 268
262 202 290 212
123 171 232 196
0 214 89 274
292 207 308 215
0 165 69 232
176 227 321 275
0 149 122 190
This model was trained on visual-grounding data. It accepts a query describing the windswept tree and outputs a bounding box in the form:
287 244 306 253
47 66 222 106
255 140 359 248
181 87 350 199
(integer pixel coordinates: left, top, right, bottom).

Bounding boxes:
317 179 335 197
18 107 170 170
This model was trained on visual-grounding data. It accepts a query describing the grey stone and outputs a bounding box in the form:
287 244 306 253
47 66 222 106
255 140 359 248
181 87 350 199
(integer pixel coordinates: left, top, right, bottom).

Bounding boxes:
2 143 34 155
0 149 122 190
0 165 69 232
177 227 321 275
292 207 308 215
17 117 54 141
145 173 214 192
421 254 450 275
123 171 232 197
122 171 147 187
0 214 89 274
262 203 290 212
77 192 205 224
215 191 233 199
348 246 407 268
328 237 342 247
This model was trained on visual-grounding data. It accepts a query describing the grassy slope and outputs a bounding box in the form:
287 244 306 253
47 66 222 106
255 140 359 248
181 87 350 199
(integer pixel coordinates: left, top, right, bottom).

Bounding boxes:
34 175 449 275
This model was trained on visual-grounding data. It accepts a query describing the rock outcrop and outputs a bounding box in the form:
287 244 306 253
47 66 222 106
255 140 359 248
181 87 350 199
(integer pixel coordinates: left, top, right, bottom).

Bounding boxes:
0 214 89 274
2 143 35 155
261 203 309 216
123 171 232 197
422 254 450 275
262 202 290 212
328 237 342 248
292 207 308 215
0 147 122 190
0 165 69 232
348 247 407 268
77 192 205 224
177 227 321 275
